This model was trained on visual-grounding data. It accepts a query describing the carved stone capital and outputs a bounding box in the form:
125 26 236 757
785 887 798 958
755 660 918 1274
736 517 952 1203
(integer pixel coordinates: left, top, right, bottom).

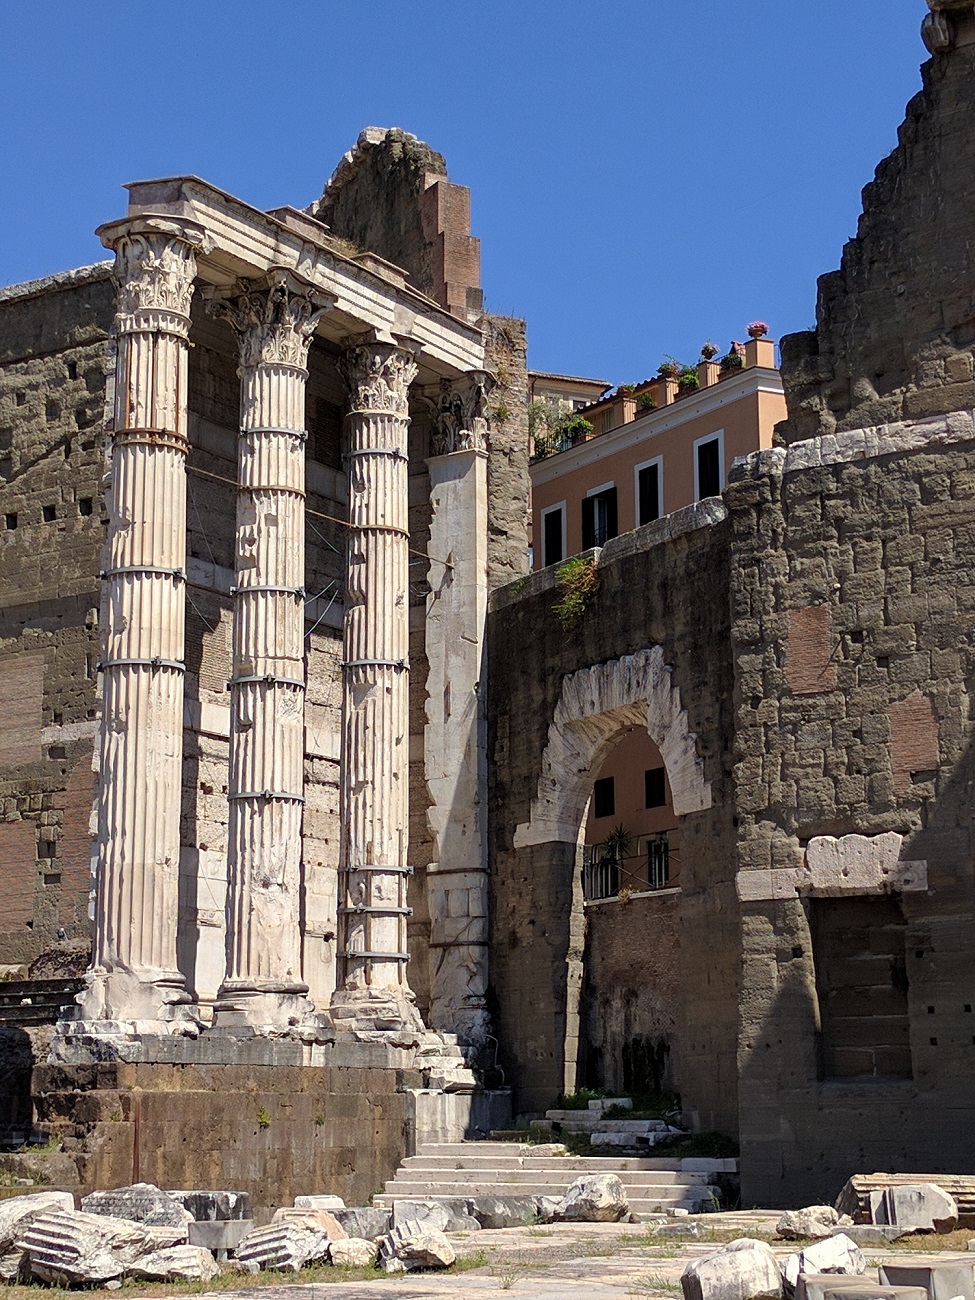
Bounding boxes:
339 338 419 417
420 370 496 456
205 269 335 371
98 217 212 324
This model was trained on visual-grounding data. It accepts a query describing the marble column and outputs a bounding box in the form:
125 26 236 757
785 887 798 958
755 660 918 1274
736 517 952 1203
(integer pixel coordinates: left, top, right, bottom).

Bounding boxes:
206 271 333 1031
81 216 210 1028
422 373 493 1050
331 337 422 1033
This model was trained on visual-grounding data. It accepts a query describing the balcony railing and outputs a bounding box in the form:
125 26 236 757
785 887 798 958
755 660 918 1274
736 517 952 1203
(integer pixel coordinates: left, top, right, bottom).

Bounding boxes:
583 833 671 902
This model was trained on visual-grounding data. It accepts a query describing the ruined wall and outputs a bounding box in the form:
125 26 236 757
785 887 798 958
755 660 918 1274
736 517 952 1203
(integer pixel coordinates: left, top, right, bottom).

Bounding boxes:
488 506 738 1128
0 268 113 969
313 126 483 321
727 413 975 1206
779 13 975 442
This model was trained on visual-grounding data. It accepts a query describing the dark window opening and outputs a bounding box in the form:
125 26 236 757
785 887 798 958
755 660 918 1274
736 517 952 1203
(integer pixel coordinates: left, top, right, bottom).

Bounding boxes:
543 507 564 567
812 895 912 1080
67 361 78 381
582 486 618 549
637 462 661 525
697 437 721 500
78 498 93 517
645 767 666 808
5 513 17 530
592 776 615 819
42 504 56 522
15 392 26 407
646 832 670 890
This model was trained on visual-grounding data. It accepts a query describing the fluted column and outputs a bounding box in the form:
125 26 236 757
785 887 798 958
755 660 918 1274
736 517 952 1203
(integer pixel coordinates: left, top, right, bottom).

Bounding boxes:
332 337 421 1033
206 272 333 1030
82 216 210 1028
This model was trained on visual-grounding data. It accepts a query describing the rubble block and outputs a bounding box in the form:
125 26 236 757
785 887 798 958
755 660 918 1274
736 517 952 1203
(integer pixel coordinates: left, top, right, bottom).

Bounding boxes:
294 1194 345 1210
836 1177 975 1228
588 1097 633 1111
0 1191 75 1281
870 1185 959 1234
333 1207 390 1241
82 1182 192 1230
187 1218 253 1258
378 1219 455 1272
557 1173 629 1222
234 1220 331 1273
824 1288 926 1300
879 1261 975 1300
797 1276 882 1300
835 1227 906 1246
535 1195 563 1224
784 1234 866 1292
166 1189 251 1221
778 1206 846 1240
16 1209 154 1285
470 1195 537 1229
129 1245 220 1282
271 1207 348 1240
391 1199 479 1232
682 1238 783 1300
330 1236 378 1267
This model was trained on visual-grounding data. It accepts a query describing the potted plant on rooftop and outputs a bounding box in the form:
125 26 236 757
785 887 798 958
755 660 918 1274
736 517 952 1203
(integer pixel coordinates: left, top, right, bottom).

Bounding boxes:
701 340 719 360
747 321 769 339
657 359 679 380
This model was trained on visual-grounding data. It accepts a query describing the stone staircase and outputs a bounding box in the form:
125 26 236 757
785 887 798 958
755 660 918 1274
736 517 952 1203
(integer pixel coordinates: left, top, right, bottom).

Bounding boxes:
375 1141 738 1219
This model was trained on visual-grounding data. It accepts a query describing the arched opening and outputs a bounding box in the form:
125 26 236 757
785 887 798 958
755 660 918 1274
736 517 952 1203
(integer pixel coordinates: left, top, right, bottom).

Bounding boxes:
507 648 711 1110
580 726 680 1099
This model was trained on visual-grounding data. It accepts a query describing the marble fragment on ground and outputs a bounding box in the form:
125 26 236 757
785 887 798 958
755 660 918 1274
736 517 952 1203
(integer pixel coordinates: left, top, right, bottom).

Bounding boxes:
682 1238 784 1300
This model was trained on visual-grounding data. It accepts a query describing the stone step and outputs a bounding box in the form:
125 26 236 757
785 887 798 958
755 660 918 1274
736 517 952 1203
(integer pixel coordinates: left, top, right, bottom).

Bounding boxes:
409 1146 737 1175
380 1179 713 1199
392 1168 710 1187
374 1190 713 1214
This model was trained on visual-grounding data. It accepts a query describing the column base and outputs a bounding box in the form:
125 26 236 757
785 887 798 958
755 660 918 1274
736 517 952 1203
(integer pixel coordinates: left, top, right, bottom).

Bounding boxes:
52 967 202 1061
211 982 332 1042
330 986 425 1040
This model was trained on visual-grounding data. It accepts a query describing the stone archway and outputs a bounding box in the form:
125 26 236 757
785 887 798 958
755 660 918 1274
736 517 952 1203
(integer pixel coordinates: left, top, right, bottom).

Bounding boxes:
510 646 711 1099
514 646 711 852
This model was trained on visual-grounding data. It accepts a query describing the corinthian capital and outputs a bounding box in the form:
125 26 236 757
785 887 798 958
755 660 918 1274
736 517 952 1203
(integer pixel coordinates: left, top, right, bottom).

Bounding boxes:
98 217 212 321
205 269 335 370
339 338 419 417
420 370 496 456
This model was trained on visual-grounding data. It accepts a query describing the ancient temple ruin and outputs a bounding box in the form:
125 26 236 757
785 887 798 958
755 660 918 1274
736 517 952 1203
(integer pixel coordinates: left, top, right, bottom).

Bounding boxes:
4 3 975 1210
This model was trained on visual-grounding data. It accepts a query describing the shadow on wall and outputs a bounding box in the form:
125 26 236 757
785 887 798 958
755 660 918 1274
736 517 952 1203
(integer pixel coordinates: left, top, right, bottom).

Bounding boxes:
737 718 975 1209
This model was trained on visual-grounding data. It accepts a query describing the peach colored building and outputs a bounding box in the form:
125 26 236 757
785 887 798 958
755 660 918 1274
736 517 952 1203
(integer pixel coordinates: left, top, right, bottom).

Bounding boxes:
530 337 786 568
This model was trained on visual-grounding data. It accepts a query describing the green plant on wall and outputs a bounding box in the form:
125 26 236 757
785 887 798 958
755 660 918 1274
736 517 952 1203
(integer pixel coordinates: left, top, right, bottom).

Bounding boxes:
553 555 598 626
256 1105 271 1130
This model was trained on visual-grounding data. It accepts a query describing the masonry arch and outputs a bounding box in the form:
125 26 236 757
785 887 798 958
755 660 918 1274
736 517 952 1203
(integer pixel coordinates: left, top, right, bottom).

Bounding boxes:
507 647 711 1107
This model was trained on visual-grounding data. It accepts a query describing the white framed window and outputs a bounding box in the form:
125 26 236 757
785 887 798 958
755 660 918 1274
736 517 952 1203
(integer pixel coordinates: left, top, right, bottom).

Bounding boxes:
582 481 618 549
540 501 566 568
634 455 663 526
693 430 725 501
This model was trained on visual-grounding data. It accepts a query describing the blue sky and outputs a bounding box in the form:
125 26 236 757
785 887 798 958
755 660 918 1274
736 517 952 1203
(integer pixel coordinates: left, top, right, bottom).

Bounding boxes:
1 1 926 384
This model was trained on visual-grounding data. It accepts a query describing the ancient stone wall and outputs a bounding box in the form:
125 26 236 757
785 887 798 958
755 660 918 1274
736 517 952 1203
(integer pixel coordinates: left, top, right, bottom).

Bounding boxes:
727 413 975 1206
0 268 113 969
778 13 975 442
31 1059 418 1215
487 505 738 1129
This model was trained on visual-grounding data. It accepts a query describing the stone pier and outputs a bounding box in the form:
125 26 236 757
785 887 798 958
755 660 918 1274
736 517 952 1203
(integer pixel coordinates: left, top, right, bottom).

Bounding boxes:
77 216 210 1031
206 271 335 1032
422 373 493 1049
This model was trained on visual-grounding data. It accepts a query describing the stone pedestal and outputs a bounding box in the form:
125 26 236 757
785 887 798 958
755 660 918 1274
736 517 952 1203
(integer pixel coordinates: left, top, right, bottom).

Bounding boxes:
206 272 334 1035
331 338 422 1035
70 216 210 1036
